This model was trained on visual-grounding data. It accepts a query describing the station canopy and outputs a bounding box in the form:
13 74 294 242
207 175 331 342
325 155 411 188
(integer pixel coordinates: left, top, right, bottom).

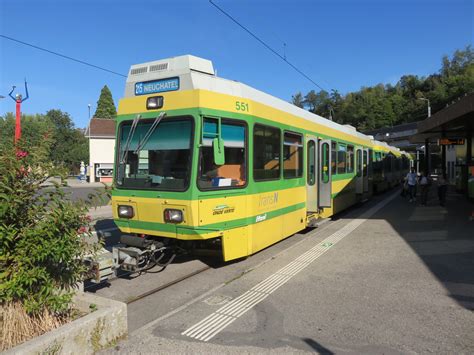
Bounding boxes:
411 93 473 143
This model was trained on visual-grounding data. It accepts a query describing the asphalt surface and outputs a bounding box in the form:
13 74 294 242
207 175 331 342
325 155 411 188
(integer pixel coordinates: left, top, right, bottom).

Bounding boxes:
96 187 474 354
40 177 110 206
64 185 109 205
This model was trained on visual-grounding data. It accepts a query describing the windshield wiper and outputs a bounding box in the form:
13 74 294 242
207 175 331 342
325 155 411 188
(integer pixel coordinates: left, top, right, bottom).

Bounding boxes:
133 112 167 156
120 114 140 165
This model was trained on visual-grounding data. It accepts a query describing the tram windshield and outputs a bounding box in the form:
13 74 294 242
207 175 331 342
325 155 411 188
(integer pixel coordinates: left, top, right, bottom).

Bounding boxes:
116 116 193 190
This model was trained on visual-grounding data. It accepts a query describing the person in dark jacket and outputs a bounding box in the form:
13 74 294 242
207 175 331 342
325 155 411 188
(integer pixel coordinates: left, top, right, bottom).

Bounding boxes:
419 171 431 206
437 173 448 206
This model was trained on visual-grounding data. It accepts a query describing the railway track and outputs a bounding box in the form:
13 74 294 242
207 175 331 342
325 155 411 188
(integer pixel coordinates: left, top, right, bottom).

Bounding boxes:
83 260 213 305
124 265 211 304
84 217 339 306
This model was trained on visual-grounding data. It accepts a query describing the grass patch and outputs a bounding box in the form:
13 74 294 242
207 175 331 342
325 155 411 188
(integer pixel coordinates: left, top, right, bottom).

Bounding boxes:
0 302 72 351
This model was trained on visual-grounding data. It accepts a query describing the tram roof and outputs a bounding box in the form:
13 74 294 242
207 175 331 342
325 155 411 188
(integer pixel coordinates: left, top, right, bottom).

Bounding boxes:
125 55 404 149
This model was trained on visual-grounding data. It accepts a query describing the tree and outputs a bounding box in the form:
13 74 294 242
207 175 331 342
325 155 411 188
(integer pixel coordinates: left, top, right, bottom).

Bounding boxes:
94 85 117 119
303 90 318 112
0 113 53 148
46 110 89 173
329 89 343 123
0 136 96 314
290 45 474 131
0 110 88 174
291 92 304 108
0 134 100 350
303 90 336 119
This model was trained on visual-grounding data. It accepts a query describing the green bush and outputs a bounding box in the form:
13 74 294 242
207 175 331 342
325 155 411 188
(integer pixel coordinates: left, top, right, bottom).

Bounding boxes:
0 136 97 315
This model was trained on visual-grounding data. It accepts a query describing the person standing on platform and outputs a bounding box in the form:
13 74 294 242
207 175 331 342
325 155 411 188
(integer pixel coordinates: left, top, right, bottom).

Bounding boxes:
419 171 431 206
437 173 448 206
406 168 418 202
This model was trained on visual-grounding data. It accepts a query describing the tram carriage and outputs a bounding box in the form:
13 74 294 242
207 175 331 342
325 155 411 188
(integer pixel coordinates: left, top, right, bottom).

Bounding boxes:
111 55 411 272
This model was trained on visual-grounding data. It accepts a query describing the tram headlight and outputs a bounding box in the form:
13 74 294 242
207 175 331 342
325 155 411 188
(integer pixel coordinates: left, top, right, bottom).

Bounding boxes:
118 205 134 219
164 209 183 223
146 96 164 110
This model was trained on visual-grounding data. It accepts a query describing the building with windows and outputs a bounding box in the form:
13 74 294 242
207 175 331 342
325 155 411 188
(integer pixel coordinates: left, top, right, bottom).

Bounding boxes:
85 118 116 183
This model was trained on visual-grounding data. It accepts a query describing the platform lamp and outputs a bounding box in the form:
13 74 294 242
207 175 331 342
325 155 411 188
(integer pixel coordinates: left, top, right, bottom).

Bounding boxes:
418 97 431 118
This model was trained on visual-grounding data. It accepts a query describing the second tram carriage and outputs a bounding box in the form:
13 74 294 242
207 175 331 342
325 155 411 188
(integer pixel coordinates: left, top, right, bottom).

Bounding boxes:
111 55 411 272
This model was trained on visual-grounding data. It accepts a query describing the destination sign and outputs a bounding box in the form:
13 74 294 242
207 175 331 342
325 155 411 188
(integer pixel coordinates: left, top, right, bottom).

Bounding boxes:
438 138 465 146
135 77 179 96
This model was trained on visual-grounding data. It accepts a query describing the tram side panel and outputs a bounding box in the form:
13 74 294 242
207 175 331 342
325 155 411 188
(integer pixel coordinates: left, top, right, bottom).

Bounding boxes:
247 120 307 256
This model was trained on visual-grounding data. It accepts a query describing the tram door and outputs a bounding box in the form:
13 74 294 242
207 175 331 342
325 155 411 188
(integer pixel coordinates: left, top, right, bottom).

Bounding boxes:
356 148 363 194
318 139 332 208
306 137 318 212
363 148 369 193
367 149 373 195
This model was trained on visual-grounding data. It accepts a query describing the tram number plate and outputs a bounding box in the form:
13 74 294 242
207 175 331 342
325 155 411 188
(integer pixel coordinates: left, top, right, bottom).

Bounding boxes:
235 101 249 112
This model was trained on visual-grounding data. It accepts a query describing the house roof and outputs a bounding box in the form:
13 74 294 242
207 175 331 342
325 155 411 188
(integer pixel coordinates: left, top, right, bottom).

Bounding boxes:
85 118 116 138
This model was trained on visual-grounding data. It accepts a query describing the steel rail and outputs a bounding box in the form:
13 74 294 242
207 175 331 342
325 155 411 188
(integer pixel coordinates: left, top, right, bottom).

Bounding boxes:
125 265 212 305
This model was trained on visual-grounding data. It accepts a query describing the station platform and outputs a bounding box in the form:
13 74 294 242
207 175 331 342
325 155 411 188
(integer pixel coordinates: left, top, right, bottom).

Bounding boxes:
100 187 473 354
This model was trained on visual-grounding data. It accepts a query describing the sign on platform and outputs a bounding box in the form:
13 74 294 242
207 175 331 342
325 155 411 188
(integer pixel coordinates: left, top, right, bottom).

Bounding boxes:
438 138 465 145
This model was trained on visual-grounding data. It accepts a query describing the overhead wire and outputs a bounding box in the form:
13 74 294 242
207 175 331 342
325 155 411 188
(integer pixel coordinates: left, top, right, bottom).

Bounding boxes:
0 34 127 78
208 0 330 92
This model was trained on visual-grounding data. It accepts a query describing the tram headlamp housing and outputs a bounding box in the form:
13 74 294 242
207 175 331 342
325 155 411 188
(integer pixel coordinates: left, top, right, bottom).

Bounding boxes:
164 208 183 223
118 205 134 219
146 96 164 110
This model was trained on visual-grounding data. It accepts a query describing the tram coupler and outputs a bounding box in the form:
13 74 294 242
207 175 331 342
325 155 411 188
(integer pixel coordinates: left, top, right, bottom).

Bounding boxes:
112 234 175 274
83 247 114 283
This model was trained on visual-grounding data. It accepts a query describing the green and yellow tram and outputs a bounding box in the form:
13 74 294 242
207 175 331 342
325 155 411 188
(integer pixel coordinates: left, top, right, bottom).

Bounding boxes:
111 55 410 271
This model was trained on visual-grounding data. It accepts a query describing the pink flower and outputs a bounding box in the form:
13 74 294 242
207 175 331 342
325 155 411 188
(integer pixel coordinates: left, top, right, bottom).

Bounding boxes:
16 150 28 158
77 226 87 234
17 166 29 178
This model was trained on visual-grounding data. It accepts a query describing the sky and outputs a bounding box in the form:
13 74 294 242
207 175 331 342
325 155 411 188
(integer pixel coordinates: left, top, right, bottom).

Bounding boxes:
0 0 472 128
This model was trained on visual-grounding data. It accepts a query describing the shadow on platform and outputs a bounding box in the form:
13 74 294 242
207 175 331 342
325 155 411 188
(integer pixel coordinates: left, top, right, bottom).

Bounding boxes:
367 185 474 311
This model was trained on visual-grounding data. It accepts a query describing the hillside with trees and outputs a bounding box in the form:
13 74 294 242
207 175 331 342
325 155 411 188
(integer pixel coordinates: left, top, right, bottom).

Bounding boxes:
292 46 473 131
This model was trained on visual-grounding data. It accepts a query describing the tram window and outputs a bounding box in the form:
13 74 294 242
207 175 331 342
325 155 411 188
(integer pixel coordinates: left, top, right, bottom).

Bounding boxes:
283 132 303 178
307 140 316 185
384 154 392 172
347 145 354 173
337 144 347 174
331 141 337 175
198 119 247 189
402 156 408 170
368 149 373 175
117 117 193 191
356 149 362 177
363 150 368 174
375 152 381 162
321 142 330 183
374 152 382 173
254 125 281 180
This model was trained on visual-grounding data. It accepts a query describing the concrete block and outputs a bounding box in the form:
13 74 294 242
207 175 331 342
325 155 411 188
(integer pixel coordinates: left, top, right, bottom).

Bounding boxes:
5 293 127 355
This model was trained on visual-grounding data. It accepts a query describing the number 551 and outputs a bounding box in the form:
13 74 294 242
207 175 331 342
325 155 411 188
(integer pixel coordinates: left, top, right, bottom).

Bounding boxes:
235 101 249 112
